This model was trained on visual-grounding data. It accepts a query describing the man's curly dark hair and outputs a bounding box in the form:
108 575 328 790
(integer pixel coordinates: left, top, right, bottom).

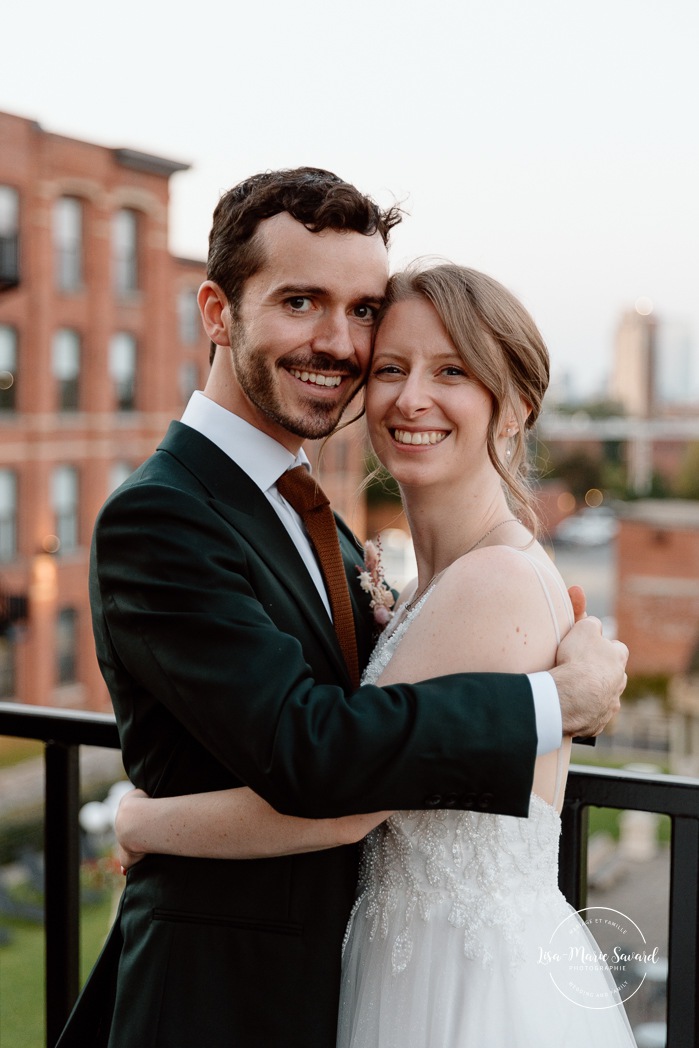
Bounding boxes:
206 166 402 337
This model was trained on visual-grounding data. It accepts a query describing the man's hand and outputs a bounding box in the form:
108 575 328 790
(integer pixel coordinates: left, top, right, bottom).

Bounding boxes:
551 616 628 737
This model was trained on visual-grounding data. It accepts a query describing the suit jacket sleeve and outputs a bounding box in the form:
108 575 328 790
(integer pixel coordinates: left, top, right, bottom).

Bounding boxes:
91 475 538 819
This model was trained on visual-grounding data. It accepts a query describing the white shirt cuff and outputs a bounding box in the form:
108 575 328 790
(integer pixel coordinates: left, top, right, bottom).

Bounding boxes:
527 671 562 756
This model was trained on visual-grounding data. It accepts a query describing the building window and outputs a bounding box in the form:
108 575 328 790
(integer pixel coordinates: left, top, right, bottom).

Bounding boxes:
53 196 83 292
0 186 20 289
0 636 16 699
179 360 199 404
52 329 81 410
56 607 78 685
109 332 137 410
178 288 200 344
113 209 139 294
109 461 133 493
0 325 17 411
51 465 79 553
0 469 17 561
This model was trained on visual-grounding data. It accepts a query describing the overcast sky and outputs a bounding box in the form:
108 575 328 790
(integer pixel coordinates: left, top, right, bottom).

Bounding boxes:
3 0 697 398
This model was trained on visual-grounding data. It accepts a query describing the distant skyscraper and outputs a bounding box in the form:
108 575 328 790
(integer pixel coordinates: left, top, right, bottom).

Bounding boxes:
609 304 657 417
609 305 697 414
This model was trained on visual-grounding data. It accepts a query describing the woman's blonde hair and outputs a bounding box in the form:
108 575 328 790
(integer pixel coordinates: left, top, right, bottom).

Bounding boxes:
376 262 550 532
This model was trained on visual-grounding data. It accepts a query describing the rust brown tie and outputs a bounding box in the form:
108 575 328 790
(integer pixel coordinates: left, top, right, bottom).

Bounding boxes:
277 465 360 689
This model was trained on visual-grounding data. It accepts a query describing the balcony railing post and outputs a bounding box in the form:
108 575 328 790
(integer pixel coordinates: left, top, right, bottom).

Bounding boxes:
44 740 81 1048
666 815 699 1048
558 798 589 908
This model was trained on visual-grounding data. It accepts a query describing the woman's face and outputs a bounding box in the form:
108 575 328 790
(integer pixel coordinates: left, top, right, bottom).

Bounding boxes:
366 296 496 491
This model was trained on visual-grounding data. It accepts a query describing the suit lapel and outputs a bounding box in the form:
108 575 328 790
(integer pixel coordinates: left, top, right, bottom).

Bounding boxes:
157 422 362 686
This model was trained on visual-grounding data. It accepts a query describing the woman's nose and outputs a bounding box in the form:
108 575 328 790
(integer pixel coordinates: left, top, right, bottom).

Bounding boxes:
394 374 430 417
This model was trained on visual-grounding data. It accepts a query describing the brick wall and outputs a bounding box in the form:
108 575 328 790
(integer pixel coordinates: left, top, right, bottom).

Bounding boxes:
0 110 366 710
616 504 699 675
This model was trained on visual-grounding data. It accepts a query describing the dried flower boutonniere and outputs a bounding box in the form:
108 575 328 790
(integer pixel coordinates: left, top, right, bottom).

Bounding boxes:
357 537 395 630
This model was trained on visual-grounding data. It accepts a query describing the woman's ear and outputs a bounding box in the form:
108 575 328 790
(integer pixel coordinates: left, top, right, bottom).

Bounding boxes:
197 281 231 347
499 397 532 437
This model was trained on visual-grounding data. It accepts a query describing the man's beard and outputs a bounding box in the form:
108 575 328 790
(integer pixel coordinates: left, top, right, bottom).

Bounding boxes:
230 327 363 440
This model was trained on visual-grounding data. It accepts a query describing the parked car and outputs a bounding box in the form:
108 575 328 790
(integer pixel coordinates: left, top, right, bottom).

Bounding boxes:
553 507 619 546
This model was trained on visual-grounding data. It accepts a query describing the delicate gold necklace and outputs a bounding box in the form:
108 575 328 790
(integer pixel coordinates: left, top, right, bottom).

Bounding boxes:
404 518 520 612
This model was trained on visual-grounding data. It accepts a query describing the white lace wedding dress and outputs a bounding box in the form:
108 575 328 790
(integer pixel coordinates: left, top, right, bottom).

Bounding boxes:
337 555 637 1047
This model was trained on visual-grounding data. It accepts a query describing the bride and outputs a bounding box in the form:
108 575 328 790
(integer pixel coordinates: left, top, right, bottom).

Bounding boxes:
116 263 636 1045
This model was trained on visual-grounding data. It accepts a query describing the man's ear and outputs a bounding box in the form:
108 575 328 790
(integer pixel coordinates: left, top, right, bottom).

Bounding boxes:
198 281 231 347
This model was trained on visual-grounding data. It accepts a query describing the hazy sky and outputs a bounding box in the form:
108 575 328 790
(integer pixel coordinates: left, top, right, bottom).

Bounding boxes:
3 0 697 397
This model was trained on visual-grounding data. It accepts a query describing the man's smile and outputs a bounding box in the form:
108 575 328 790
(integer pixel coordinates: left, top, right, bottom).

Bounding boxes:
288 368 343 388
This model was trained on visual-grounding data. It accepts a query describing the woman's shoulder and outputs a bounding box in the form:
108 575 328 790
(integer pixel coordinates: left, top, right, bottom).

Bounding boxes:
443 539 558 588
392 544 565 677
425 540 572 634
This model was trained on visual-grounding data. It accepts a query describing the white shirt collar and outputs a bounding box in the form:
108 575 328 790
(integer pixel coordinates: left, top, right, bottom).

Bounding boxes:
180 391 310 492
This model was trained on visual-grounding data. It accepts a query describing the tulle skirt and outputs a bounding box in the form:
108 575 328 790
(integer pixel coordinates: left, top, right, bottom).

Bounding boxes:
337 889 638 1047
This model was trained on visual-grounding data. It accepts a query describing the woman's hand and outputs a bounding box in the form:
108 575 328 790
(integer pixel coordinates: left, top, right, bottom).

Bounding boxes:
114 788 150 871
112 783 391 862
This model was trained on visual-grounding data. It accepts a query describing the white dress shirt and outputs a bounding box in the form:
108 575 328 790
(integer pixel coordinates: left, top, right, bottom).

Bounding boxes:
180 391 562 755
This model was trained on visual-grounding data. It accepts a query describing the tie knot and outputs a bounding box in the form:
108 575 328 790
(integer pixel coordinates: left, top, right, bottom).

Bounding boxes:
277 465 329 517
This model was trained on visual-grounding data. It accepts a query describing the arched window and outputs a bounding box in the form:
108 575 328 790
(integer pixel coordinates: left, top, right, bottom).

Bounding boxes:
0 469 17 561
52 329 81 410
109 461 133 493
0 186 19 289
53 197 83 292
0 325 17 411
51 465 79 553
113 209 139 294
109 332 137 410
178 288 200 344
56 607 78 685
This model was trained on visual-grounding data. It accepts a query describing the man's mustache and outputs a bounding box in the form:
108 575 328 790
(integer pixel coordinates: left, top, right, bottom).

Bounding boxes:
280 354 362 380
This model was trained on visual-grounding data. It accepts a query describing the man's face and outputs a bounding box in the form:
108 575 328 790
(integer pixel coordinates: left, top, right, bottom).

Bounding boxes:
218 213 389 448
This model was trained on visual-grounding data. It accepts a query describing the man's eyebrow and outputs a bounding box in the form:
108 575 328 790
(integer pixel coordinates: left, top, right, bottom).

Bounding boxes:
272 284 328 298
271 284 385 303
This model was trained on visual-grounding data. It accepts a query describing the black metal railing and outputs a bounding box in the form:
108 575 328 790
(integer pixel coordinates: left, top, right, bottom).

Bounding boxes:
560 764 699 1047
0 702 119 1047
1 702 698 1047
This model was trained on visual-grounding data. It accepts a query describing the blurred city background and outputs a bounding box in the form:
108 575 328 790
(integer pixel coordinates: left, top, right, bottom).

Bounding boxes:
1 1 697 1044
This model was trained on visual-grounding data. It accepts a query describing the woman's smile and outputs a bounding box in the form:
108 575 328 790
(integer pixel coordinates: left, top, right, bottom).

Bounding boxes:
367 296 494 485
390 428 450 446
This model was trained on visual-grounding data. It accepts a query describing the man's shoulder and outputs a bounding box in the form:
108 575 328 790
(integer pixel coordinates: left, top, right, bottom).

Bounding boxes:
106 421 240 506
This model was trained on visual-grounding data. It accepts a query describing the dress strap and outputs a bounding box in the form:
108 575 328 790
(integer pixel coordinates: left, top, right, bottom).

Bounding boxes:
505 549 573 810
551 738 567 811
506 549 574 643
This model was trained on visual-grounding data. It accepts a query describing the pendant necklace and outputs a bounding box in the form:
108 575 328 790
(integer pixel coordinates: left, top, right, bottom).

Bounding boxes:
403 518 520 612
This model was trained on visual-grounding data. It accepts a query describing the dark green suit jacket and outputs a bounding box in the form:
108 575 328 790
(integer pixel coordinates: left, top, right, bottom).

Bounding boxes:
58 421 538 1048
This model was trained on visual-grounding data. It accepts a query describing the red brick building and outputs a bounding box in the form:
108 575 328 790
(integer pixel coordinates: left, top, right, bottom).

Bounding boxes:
0 109 368 711
616 500 699 675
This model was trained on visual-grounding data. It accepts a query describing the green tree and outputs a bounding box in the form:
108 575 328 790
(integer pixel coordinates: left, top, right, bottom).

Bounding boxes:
674 442 699 499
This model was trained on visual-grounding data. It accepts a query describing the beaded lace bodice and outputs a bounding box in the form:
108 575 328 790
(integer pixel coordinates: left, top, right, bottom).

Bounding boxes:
352 575 569 974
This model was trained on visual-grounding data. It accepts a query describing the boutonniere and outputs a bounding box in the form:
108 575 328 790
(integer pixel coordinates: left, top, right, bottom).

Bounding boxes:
357 537 395 630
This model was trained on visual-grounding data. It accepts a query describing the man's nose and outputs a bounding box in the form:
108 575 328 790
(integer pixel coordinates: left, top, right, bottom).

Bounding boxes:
311 311 356 360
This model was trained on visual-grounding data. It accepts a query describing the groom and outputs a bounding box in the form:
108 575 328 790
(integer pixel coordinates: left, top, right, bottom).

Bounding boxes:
58 167 626 1048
